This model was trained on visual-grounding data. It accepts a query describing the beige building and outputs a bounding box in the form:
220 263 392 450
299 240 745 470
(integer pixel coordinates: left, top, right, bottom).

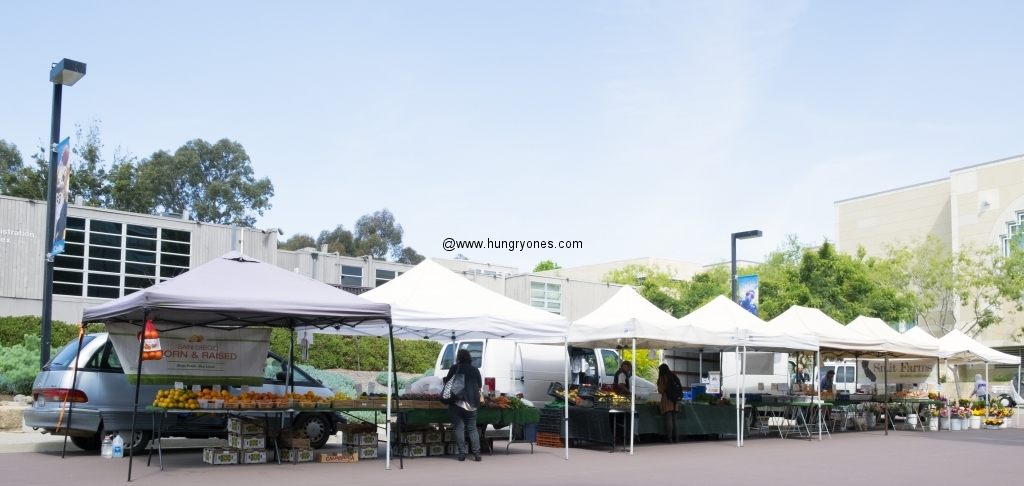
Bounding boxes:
834 154 1024 353
534 257 748 282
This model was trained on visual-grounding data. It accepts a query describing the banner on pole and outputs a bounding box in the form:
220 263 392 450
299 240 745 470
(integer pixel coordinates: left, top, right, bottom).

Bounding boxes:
51 137 72 257
737 274 759 316
107 322 271 386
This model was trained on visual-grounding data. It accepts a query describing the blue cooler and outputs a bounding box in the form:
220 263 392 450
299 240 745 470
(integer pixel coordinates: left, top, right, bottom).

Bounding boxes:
691 386 707 396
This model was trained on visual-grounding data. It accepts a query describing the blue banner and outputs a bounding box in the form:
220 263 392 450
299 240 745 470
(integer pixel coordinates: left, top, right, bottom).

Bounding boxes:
737 274 759 316
51 137 71 257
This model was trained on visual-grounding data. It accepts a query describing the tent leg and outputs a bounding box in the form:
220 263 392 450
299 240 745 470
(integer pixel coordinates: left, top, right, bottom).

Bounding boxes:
386 323 400 470
61 325 85 458
630 338 635 456
945 358 950 432
735 347 740 448
128 308 149 482
740 346 746 447
884 353 888 436
563 337 569 460
985 362 989 421
817 350 821 441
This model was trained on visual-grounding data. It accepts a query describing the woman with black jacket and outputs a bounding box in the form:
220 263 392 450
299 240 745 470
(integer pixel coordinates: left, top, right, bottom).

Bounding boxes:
445 349 483 462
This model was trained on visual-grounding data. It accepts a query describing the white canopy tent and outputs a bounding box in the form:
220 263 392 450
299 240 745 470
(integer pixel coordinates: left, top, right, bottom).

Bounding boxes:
938 329 1022 415
846 317 939 435
678 296 819 445
769 306 885 355
567 286 722 454
296 259 569 467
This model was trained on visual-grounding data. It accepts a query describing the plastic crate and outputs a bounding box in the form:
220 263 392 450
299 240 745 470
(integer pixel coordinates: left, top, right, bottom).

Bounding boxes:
536 432 565 448
577 384 596 398
547 382 565 399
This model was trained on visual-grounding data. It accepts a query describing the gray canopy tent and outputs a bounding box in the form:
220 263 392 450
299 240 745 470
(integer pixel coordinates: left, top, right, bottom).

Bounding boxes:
80 252 392 481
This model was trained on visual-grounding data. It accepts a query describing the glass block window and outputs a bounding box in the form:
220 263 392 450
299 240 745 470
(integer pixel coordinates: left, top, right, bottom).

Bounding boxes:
530 281 562 315
341 265 363 286
52 217 192 299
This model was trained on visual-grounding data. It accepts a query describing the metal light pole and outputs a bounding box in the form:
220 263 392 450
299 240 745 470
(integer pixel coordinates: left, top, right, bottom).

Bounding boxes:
730 230 762 302
40 59 86 369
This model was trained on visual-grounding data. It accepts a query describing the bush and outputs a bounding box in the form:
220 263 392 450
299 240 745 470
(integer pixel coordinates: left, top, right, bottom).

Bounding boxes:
0 335 57 395
375 371 409 389
295 364 357 397
269 330 441 373
0 316 105 348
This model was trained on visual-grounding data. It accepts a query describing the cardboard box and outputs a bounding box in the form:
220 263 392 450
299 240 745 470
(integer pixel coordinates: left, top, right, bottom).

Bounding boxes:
228 434 265 450
425 431 443 443
343 433 378 447
316 452 359 463
358 446 378 459
445 443 457 455
241 449 267 464
280 438 311 448
402 445 427 457
279 447 315 462
428 444 445 456
227 417 264 435
402 432 423 444
337 423 376 435
443 430 456 442
203 447 238 465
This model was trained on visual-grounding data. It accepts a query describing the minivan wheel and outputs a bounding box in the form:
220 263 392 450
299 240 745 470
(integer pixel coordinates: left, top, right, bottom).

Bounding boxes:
296 414 330 449
113 429 152 456
71 433 102 451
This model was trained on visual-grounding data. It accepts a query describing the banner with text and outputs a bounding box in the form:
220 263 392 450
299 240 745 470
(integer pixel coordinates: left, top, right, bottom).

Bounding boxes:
857 359 935 384
108 322 271 386
51 137 71 257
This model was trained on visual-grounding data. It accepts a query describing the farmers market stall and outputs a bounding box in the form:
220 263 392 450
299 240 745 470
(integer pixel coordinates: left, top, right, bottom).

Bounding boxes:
80 252 392 480
296 259 568 466
934 329 1020 426
677 296 819 446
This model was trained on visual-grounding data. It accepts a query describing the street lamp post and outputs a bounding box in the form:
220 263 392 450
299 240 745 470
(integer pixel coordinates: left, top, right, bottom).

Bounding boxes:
730 230 762 303
40 59 86 369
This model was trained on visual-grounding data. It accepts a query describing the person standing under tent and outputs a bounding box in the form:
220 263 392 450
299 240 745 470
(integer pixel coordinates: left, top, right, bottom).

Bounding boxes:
820 369 836 393
793 364 809 386
613 361 632 394
970 374 988 401
657 364 682 443
445 349 483 462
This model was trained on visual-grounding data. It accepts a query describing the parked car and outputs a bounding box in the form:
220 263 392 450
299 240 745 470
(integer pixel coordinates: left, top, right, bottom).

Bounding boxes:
25 333 345 454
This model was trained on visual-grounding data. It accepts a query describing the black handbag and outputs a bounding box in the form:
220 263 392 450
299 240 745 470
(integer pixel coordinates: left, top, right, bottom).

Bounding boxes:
440 364 466 405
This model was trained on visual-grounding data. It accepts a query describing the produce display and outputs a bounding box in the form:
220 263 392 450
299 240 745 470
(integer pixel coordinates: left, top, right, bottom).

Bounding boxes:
153 389 199 409
482 395 525 409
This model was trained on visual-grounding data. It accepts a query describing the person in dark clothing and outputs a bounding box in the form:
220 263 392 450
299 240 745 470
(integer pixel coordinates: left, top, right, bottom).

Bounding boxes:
656 364 681 443
445 349 483 462
613 361 632 394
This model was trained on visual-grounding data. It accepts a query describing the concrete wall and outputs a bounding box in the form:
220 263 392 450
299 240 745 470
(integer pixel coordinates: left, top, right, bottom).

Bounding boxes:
834 179 953 257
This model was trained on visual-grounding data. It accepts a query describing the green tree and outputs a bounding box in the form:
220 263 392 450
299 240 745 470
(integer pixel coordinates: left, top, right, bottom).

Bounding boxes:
0 145 48 200
354 208 404 260
105 149 154 214
0 139 23 174
533 260 561 272
69 121 109 207
278 233 316 251
395 247 426 265
884 235 1024 337
316 225 357 255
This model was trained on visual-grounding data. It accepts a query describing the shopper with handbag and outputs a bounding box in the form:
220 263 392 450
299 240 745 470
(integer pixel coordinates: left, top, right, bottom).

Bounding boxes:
657 364 682 443
443 349 483 462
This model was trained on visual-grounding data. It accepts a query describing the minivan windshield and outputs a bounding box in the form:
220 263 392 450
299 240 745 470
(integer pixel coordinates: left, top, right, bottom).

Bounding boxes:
45 336 97 371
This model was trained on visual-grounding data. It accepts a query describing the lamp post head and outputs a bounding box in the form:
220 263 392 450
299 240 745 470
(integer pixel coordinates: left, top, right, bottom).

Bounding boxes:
49 58 87 86
732 230 762 240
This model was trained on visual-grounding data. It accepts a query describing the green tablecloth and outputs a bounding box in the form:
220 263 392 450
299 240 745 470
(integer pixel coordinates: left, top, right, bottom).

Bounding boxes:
402 407 538 425
633 403 738 436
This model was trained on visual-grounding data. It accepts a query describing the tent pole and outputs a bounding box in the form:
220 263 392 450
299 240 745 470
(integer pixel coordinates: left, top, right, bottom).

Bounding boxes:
630 337 635 456
386 323 398 470
61 324 85 458
735 346 740 448
127 308 149 482
985 362 990 421
884 353 888 436
740 345 746 447
817 350 821 441
563 337 569 460
945 358 950 432
287 327 294 394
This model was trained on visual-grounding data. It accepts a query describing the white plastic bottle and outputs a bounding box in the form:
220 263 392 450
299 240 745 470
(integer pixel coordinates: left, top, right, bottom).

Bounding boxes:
112 434 124 458
101 435 113 458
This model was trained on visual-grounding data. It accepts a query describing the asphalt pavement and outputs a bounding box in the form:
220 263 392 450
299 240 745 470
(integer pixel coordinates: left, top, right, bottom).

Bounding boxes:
1 427 1021 485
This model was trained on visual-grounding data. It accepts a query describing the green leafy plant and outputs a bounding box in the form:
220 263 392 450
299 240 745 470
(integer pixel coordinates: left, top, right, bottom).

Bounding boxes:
269 330 441 373
375 371 409 389
0 335 57 395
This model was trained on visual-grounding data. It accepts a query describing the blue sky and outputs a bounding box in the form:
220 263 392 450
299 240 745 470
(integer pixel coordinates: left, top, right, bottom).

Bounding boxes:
2 1 1022 272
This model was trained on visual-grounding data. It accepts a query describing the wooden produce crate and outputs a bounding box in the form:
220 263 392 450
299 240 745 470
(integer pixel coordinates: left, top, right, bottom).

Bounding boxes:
535 432 565 449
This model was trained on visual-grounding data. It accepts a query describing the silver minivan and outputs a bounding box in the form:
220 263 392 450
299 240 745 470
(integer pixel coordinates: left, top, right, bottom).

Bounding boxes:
25 333 344 453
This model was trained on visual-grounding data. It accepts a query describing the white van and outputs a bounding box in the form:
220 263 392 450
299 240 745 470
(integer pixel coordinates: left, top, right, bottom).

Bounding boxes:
433 339 657 403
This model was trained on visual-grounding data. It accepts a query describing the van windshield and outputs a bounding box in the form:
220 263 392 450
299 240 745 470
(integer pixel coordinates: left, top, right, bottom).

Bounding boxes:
439 344 455 371
45 336 97 371
457 342 483 368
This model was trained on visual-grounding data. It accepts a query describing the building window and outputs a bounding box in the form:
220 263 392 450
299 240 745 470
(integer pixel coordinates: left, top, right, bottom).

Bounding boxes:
375 269 396 287
52 217 192 299
530 281 562 315
341 265 363 286
1001 211 1024 256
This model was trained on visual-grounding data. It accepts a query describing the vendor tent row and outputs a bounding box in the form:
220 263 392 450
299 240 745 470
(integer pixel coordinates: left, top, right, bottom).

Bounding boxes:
80 254 1021 473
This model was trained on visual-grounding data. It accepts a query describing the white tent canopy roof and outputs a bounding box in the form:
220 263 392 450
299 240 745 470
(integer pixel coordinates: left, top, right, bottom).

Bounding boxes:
903 326 939 347
769 306 885 354
937 329 1021 365
567 286 720 349
677 296 818 352
301 259 568 342
846 316 939 357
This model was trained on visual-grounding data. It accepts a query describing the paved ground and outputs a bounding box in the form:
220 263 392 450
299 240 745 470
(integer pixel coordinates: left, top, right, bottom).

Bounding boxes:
1 427 1022 485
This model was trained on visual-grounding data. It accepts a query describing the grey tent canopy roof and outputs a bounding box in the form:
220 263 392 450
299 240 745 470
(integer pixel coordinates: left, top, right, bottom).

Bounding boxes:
82 251 391 328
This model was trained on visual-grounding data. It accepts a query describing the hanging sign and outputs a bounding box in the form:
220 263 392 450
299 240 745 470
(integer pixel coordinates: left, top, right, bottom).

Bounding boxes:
737 274 759 316
108 322 271 386
51 137 72 257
